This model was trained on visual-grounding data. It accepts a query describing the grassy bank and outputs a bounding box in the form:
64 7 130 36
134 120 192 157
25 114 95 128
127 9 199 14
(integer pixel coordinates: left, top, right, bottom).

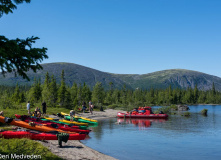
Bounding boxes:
0 138 62 160
0 106 78 160
0 106 72 118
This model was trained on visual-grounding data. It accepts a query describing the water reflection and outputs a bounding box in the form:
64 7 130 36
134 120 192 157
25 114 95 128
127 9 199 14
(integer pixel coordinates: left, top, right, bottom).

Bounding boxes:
83 105 221 160
117 118 167 128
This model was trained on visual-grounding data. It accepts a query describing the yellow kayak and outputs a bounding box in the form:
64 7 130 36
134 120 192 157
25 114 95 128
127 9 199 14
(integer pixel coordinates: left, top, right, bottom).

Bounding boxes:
60 119 88 126
44 117 54 121
60 112 69 116
44 117 88 126
61 112 98 122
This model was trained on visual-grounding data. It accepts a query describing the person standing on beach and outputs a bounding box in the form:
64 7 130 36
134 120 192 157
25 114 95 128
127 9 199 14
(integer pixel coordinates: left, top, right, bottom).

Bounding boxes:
82 102 87 113
70 110 75 122
27 101 30 115
42 101 47 116
89 100 93 115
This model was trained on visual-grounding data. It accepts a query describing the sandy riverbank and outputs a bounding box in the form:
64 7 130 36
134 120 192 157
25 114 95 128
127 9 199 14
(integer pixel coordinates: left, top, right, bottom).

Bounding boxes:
41 109 125 160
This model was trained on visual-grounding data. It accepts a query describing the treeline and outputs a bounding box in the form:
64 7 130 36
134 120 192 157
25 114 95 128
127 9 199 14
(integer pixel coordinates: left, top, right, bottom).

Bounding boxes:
0 70 221 109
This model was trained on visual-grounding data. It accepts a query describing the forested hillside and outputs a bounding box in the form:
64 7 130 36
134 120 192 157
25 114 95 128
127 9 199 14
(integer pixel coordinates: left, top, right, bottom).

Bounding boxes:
1 62 221 91
0 70 220 111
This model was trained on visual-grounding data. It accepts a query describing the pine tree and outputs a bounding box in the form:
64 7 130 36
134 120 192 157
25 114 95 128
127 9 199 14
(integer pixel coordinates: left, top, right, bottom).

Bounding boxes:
77 84 83 106
57 70 71 108
12 83 20 104
120 85 127 105
126 89 134 106
193 84 199 103
28 78 42 103
0 0 48 81
19 92 25 103
211 82 216 103
112 89 120 104
42 72 51 105
82 82 91 104
104 82 114 105
212 82 216 96
58 70 67 107
70 82 78 106
48 75 58 107
92 82 104 105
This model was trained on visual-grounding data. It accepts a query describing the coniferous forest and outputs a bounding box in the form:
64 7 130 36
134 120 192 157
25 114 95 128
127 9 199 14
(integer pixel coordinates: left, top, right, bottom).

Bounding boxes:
0 70 221 110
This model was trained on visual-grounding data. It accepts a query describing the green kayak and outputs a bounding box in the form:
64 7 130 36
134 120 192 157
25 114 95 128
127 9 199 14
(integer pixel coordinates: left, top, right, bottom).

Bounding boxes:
64 115 98 125
40 118 88 130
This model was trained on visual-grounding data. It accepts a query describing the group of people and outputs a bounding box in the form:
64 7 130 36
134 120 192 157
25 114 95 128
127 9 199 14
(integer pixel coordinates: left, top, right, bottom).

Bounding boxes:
82 100 94 114
69 100 94 122
27 101 47 117
26 100 93 120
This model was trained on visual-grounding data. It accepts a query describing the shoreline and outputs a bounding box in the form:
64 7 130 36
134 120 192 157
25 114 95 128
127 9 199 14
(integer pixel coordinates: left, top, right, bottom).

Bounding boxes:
43 109 123 160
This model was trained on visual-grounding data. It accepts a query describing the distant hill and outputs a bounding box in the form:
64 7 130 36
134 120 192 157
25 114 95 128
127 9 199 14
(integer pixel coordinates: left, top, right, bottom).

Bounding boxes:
0 62 221 91
0 63 130 89
114 69 221 90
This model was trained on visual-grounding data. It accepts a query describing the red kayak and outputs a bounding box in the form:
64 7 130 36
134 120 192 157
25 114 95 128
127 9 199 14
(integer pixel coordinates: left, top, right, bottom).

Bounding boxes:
23 119 91 134
15 114 81 129
15 114 91 134
0 130 86 140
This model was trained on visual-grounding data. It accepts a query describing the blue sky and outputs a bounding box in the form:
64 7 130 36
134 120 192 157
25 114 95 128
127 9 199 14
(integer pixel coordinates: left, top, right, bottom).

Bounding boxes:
1 0 221 77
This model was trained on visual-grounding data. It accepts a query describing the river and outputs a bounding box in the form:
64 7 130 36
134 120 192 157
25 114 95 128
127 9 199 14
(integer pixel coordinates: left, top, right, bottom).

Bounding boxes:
82 105 221 160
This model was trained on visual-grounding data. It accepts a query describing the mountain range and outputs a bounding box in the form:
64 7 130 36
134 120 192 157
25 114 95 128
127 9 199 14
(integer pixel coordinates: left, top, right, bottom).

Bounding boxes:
0 62 221 91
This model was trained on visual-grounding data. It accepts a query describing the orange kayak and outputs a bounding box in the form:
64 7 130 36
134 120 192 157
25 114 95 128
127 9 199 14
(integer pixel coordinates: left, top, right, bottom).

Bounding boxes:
0 116 76 134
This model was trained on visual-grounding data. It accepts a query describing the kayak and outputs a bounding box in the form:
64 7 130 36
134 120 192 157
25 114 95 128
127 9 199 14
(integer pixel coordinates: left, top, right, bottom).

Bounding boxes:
15 114 89 131
41 118 88 130
60 112 98 124
44 117 89 126
22 120 91 134
0 130 86 140
61 112 98 122
63 115 98 125
0 116 76 134
59 119 91 126
117 112 168 119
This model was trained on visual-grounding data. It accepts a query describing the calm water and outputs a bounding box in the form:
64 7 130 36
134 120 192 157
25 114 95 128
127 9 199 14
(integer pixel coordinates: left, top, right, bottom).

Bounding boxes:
82 105 221 160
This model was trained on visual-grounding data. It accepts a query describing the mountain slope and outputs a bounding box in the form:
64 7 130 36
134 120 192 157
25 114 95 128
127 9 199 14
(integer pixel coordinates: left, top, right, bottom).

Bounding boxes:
0 62 130 89
114 69 221 90
0 62 221 91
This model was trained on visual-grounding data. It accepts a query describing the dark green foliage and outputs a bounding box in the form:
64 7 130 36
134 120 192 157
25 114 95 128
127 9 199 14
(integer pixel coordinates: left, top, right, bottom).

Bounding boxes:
183 111 191 117
48 75 58 107
0 0 31 17
0 0 48 81
0 36 48 81
0 70 221 111
170 104 178 111
201 109 208 116
28 78 42 102
92 82 104 105
107 104 119 109
154 106 172 114
57 70 71 108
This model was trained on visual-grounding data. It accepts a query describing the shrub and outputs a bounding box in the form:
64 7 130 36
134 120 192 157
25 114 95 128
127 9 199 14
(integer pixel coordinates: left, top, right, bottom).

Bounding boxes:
108 104 119 109
183 111 191 117
201 109 208 116
74 105 80 112
154 106 171 114
170 104 178 111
